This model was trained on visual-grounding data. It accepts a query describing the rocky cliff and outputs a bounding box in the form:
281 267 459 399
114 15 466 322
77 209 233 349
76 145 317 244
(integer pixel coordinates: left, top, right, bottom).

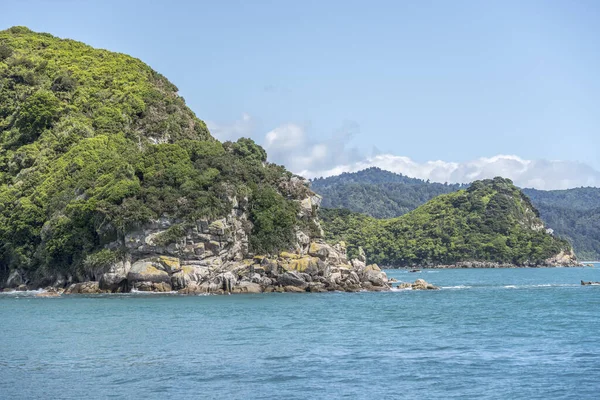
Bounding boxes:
0 27 390 293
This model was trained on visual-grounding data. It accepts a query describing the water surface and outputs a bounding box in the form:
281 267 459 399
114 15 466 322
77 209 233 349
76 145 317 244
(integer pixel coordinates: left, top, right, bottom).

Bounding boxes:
2 267 600 399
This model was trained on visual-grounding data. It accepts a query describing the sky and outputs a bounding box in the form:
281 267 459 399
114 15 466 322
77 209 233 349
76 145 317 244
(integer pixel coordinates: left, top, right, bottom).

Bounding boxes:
2 0 599 189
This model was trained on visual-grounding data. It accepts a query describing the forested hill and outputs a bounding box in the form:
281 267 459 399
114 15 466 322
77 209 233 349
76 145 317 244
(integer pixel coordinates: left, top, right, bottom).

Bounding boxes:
311 168 466 218
311 168 600 260
0 27 317 283
320 177 572 267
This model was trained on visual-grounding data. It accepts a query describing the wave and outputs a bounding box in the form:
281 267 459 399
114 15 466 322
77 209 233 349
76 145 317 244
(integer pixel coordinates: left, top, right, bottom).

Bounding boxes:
390 287 413 292
129 289 180 295
0 289 49 297
440 285 472 289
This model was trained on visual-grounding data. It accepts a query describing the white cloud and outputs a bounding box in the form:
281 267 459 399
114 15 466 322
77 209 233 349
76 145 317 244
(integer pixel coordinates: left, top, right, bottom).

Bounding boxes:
263 121 363 176
206 113 254 141
302 154 600 190
206 114 600 190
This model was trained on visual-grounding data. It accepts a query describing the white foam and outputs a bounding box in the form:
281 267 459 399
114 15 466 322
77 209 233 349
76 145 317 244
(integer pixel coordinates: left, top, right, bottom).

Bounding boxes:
0 289 47 297
129 288 179 295
441 285 471 289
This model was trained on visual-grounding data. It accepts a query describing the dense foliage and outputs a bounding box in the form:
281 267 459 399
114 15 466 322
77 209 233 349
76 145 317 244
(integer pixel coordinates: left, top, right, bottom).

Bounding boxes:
321 178 570 267
0 27 304 281
312 168 600 260
523 188 600 260
311 167 465 218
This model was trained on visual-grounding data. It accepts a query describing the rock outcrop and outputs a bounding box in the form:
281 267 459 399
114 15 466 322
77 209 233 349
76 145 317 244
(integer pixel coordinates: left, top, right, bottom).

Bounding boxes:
2 171 390 294
397 279 439 290
108 240 390 294
545 249 581 267
65 281 105 294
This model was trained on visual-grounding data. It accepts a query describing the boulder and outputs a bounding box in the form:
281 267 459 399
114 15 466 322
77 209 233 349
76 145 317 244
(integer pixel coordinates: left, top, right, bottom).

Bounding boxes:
99 273 128 292
127 258 171 290
284 285 306 293
211 272 237 292
65 281 102 294
171 265 209 290
277 272 307 288
364 270 388 287
411 279 439 290
232 282 262 294
307 282 327 293
98 259 131 291
308 242 331 260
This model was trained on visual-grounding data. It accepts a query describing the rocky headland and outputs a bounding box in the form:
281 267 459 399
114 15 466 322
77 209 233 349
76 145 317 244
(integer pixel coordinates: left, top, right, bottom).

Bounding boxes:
2 175 392 294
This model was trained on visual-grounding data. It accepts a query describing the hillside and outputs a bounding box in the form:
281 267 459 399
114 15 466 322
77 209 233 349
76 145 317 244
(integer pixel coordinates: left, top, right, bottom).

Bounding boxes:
320 177 573 267
524 188 600 260
311 168 600 259
311 167 465 218
0 27 329 288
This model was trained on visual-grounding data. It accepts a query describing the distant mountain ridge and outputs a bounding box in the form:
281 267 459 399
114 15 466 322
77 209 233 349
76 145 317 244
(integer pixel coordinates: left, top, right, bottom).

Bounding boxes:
311 167 600 260
311 168 467 218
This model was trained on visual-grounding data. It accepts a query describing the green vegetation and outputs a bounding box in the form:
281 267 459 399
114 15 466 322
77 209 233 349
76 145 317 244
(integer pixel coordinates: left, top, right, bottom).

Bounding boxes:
523 188 600 260
321 178 570 267
312 167 600 260
311 167 465 218
0 27 305 282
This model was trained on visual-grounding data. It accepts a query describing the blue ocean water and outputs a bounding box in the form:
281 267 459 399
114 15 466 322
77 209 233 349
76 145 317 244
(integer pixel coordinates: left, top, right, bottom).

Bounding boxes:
2 267 600 399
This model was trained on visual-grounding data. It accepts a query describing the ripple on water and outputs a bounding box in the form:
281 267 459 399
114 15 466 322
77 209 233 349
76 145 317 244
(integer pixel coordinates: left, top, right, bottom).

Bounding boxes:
1 267 600 399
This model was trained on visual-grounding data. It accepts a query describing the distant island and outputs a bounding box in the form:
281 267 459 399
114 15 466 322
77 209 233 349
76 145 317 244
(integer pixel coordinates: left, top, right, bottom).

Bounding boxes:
0 27 580 294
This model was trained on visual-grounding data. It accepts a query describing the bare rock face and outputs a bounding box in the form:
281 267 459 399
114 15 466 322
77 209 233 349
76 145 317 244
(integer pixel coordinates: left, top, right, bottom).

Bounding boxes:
5 270 24 288
545 249 580 267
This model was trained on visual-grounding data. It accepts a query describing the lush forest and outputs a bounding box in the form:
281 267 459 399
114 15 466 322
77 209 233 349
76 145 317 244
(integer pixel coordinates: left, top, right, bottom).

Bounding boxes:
0 27 309 282
320 177 571 267
311 168 466 218
312 168 600 260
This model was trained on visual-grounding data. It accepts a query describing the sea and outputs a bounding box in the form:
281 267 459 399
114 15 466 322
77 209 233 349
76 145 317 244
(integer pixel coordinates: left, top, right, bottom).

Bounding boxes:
1 266 600 399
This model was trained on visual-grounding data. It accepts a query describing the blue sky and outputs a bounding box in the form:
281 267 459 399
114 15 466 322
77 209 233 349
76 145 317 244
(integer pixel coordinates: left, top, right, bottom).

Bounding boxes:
2 0 599 188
